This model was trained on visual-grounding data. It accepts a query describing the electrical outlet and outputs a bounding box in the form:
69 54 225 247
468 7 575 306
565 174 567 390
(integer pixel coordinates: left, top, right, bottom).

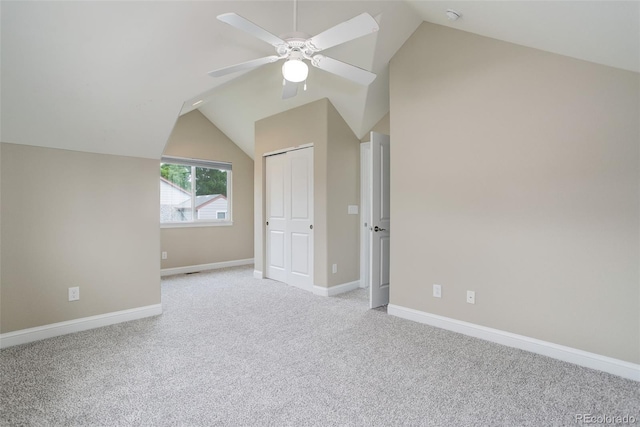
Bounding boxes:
68 287 80 302
466 290 475 304
161 251 167 260
332 264 338 274
433 284 442 298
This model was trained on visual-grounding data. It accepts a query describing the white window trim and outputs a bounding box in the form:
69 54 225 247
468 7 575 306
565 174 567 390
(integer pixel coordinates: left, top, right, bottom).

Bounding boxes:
161 156 231 171
161 221 233 229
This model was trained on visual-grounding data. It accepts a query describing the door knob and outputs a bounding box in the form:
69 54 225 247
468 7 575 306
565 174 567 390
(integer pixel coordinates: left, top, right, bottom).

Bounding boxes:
374 226 386 232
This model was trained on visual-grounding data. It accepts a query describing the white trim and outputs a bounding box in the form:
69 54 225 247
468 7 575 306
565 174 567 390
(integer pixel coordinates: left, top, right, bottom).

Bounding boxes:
161 258 254 277
253 270 263 279
161 156 231 171
0 304 162 349
160 221 232 229
313 280 361 297
263 143 314 158
387 304 640 382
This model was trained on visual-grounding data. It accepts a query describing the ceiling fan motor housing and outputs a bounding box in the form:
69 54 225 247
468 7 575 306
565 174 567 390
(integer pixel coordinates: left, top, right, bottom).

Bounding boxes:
277 36 316 60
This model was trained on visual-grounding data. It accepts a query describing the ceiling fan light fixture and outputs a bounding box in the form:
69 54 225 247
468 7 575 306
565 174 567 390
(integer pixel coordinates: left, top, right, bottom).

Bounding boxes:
282 59 308 83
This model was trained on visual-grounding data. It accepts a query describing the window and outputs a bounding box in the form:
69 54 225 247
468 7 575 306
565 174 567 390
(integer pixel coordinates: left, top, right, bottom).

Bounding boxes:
160 156 231 225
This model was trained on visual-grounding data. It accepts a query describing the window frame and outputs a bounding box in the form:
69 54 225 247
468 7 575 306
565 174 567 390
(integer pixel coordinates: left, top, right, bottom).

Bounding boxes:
160 156 232 228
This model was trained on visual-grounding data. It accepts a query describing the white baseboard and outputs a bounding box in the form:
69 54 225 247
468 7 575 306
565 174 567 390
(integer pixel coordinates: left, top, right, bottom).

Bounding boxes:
314 280 361 297
161 258 254 277
387 304 640 382
0 304 163 349
253 270 263 279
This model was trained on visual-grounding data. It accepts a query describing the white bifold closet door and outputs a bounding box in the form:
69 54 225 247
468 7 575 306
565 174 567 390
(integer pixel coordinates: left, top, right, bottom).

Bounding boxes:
266 147 314 291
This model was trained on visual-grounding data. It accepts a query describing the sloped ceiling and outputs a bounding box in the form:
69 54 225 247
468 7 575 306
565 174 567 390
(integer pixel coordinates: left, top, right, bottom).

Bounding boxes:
1 1 638 160
193 2 419 159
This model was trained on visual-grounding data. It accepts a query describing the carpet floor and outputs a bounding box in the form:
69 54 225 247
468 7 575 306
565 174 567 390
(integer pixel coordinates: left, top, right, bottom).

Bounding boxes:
1 266 638 426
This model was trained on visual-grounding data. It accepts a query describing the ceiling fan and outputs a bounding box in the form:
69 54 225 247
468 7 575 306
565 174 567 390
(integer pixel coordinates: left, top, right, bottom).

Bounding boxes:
208 3 380 99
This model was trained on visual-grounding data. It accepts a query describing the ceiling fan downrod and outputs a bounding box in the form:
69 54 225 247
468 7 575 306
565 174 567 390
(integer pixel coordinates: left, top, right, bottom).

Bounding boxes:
293 0 297 33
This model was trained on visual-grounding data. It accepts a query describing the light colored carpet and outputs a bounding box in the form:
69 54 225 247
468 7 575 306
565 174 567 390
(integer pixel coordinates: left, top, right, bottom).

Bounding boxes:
1 266 638 426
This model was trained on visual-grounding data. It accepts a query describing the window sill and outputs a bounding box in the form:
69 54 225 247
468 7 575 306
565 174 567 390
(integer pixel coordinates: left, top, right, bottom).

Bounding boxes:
161 221 233 229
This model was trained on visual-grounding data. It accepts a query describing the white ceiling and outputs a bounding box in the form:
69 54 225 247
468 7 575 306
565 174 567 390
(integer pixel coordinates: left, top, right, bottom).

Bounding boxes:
1 1 638 160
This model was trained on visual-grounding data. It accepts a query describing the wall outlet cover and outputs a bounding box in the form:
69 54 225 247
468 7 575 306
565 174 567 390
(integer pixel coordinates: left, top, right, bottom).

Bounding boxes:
433 284 442 298
466 290 475 304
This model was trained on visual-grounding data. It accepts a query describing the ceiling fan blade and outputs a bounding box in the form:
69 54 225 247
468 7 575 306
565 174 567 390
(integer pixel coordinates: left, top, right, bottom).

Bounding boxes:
217 13 286 47
307 13 379 52
208 55 280 77
311 55 376 85
282 80 298 99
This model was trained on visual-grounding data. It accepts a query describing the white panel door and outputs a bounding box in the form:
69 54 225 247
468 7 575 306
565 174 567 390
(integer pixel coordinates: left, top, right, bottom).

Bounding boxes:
286 147 314 289
266 147 314 291
266 154 287 283
370 132 391 308
360 142 371 289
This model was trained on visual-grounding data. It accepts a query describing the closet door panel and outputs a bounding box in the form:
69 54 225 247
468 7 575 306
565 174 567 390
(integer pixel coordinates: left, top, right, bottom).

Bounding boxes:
265 147 314 290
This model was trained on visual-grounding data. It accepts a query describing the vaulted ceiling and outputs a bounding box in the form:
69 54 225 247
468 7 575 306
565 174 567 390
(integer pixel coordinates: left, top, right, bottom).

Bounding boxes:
1 1 638 160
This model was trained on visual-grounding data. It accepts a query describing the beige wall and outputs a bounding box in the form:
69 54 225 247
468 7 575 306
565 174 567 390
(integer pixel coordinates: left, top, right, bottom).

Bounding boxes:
255 99 329 285
390 23 640 363
0 143 160 333
0 144 2 318
327 102 361 286
161 111 254 269
255 98 360 288
361 113 390 142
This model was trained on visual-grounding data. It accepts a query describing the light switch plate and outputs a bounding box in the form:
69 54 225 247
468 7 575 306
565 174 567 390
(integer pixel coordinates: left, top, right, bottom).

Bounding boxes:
348 205 359 215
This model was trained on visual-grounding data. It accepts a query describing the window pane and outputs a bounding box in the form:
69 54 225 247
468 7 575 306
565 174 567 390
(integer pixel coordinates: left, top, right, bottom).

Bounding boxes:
160 161 231 224
194 167 228 221
160 163 192 222
195 167 227 196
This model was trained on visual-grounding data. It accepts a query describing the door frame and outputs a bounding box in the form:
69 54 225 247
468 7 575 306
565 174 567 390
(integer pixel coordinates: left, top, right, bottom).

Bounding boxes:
263 143 314 157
